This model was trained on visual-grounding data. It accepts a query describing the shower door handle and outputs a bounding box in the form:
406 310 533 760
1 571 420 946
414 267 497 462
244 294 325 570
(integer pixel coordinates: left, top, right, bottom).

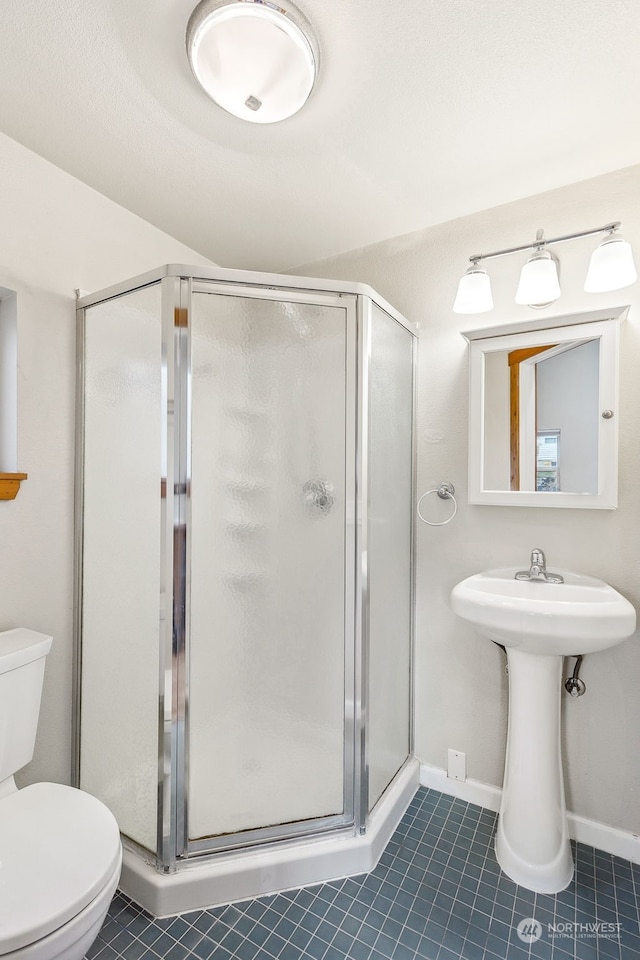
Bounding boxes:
303 479 335 514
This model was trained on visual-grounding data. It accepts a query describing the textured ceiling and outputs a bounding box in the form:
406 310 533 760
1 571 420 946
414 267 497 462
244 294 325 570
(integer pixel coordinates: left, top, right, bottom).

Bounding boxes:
2 0 640 271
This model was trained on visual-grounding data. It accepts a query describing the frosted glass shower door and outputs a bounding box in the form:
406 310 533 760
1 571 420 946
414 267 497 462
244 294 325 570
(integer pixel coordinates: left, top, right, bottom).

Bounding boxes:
187 287 354 846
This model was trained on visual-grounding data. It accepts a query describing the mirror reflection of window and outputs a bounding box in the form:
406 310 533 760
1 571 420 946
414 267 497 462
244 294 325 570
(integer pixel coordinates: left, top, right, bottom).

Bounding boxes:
536 431 560 491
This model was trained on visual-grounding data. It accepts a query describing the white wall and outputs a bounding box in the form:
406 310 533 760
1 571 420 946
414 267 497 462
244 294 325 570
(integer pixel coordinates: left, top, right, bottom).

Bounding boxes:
0 131 213 787
0 289 18 470
294 163 640 835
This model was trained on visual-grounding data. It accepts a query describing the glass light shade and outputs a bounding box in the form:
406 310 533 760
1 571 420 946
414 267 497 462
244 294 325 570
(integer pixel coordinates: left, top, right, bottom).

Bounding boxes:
453 267 494 314
515 250 561 306
584 236 638 292
186 0 316 124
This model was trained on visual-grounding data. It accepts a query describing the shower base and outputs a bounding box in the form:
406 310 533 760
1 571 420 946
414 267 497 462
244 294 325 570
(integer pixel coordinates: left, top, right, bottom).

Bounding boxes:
120 758 419 917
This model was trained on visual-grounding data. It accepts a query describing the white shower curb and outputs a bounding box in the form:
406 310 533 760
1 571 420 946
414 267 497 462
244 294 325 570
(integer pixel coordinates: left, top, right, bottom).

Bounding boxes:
120 758 420 917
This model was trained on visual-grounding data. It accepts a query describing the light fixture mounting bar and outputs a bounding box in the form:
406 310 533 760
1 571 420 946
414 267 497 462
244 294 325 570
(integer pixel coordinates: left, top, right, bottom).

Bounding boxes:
469 222 621 265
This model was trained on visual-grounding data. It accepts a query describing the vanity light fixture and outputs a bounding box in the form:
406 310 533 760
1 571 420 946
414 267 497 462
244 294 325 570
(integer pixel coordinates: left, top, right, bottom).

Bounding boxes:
453 222 637 314
584 229 638 292
515 232 561 308
186 0 317 124
453 263 494 314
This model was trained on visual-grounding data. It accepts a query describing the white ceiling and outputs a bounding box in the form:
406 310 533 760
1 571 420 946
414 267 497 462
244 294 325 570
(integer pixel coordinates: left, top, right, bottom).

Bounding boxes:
2 0 640 272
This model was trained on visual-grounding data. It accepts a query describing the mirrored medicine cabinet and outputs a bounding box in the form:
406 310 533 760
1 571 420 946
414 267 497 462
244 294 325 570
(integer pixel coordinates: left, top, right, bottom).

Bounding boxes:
462 306 628 509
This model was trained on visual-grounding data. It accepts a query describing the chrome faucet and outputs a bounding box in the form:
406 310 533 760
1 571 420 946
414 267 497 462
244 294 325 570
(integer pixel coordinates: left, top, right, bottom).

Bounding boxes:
515 548 564 584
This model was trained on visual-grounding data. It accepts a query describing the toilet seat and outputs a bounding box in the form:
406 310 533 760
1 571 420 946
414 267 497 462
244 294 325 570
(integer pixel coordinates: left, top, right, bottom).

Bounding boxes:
0 782 122 955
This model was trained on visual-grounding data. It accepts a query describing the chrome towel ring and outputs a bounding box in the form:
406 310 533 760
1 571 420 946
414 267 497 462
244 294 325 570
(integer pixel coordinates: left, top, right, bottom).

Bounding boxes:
417 482 457 526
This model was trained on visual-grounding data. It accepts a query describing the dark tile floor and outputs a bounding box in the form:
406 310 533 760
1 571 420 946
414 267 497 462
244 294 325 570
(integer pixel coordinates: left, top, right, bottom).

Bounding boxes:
88 787 640 960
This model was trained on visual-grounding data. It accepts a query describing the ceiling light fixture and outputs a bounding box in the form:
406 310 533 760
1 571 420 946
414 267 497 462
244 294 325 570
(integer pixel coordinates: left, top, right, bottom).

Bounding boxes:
186 0 317 124
453 222 637 315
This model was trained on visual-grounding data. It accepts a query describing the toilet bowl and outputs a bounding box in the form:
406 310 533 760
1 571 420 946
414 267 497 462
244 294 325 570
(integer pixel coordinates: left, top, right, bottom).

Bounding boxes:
0 629 123 960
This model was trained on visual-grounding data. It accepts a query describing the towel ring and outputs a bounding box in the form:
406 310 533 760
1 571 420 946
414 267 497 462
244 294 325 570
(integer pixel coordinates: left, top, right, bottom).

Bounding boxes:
417 482 457 526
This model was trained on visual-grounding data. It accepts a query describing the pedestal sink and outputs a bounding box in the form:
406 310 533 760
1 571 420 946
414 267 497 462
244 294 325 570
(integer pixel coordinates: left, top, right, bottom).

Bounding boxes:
450 565 636 893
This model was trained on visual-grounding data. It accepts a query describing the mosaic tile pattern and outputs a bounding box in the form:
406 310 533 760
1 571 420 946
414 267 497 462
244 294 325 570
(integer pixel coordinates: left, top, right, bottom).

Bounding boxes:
88 787 640 960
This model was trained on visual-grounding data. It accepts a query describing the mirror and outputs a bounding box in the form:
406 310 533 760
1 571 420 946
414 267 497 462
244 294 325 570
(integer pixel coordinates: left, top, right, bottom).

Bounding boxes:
463 306 627 508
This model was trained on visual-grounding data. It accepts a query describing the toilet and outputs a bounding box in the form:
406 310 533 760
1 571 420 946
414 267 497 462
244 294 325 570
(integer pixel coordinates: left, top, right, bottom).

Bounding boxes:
0 628 122 960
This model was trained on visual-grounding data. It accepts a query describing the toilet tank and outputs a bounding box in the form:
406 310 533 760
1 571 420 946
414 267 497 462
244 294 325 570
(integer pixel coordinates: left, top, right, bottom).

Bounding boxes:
0 629 53 782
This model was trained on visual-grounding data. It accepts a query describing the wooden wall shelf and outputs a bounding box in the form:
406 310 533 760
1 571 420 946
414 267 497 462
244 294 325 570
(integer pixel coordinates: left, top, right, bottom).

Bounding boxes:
0 473 27 500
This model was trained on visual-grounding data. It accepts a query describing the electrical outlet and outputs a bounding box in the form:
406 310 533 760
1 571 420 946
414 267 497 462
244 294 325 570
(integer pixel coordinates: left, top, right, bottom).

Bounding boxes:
447 749 466 782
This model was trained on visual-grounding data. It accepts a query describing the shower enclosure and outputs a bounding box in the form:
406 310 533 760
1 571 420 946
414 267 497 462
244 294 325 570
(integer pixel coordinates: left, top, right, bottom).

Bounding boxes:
74 265 418 915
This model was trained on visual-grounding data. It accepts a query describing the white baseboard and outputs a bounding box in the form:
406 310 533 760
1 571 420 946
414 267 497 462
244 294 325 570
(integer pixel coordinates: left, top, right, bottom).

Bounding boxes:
420 762 501 812
569 811 640 864
419 762 640 865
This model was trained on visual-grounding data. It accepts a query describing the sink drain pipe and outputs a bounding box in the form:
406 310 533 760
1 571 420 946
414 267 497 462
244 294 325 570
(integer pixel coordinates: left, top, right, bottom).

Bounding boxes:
564 655 586 697
493 640 587 697
493 643 586 695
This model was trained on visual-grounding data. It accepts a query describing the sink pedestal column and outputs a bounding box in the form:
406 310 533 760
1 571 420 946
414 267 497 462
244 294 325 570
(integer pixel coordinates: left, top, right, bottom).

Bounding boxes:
496 648 573 893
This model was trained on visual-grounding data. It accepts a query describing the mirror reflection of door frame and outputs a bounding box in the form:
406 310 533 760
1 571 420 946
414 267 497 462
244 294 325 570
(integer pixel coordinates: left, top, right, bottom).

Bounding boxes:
508 345 555 489
511 341 601 491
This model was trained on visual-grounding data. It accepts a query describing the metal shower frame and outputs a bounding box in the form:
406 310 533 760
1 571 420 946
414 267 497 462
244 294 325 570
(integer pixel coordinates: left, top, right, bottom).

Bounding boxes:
73 264 418 873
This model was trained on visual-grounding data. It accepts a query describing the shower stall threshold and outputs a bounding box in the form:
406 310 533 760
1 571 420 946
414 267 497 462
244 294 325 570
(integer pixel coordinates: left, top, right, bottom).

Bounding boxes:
120 758 420 918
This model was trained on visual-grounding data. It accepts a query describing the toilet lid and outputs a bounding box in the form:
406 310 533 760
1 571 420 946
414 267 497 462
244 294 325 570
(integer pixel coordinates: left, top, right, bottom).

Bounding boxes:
0 782 122 955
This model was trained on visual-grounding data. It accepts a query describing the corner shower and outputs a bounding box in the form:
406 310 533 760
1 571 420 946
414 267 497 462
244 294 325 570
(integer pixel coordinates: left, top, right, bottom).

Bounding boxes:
74 265 418 916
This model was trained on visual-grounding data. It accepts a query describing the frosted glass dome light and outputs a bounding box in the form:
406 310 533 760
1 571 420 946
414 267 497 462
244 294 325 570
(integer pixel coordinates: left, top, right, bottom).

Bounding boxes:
186 0 317 124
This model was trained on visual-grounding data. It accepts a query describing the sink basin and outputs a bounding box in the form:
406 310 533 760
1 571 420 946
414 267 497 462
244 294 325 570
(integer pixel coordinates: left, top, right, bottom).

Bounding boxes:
451 566 636 655
450 564 636 894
